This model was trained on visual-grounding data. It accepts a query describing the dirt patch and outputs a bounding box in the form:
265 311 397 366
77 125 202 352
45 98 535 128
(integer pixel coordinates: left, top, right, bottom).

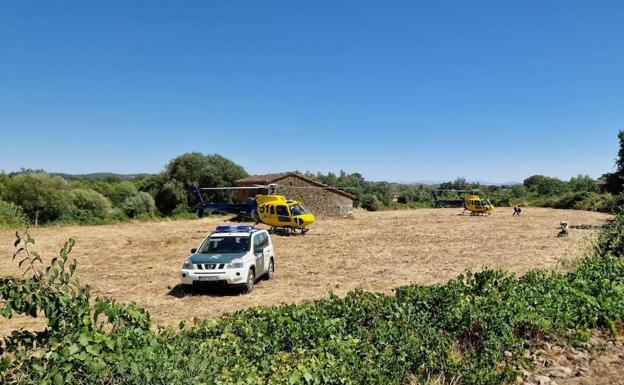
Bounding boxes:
521 333 624 385
0 207 611 336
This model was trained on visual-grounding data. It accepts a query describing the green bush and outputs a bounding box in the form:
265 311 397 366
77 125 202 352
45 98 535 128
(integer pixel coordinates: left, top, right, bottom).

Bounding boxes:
121 192 157 218
569 174 598 193
360 194 381 211
110 181 139 206
0 200 26 228
3 220 624 384
596 211 624 257
4 173 75 224
524 175 569 196
153 180 187 215
71 189 112 218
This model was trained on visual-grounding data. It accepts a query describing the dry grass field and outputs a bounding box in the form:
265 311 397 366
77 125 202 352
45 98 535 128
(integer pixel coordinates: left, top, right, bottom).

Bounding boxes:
0 207 612 336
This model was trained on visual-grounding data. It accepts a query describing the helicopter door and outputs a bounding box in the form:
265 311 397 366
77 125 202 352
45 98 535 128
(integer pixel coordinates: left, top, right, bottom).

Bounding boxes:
275 205 291 223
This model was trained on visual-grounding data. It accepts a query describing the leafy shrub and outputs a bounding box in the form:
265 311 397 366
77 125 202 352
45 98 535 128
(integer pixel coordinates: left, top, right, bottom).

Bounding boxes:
169 204 197 219
569 174 598 193
0 200 26 228
3 220 624 385
153 180 187 215
4 173 75 223
360 194 381 211
110 181 139 206
596 211 624 257
524 175 569 196
552 191 591 209
71 189 112 218
121 192 157 218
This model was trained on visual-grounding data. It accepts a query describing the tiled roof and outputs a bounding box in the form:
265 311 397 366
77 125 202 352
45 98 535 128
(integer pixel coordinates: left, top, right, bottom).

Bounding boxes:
235 172 356 200
235 173 291 184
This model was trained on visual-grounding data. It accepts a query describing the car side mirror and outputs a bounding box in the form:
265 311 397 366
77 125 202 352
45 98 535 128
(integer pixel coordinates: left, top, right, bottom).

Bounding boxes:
191 248 197 253
254 246 262 254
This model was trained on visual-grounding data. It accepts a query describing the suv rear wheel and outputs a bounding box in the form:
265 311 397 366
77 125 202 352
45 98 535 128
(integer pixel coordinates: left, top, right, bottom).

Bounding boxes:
243 269 255 293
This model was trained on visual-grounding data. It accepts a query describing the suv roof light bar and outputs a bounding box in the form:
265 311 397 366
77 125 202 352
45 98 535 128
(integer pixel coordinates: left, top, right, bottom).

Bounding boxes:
215 225 255 233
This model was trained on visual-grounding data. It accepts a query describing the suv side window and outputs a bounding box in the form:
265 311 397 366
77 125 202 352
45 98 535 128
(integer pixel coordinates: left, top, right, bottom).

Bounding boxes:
253 235 261 251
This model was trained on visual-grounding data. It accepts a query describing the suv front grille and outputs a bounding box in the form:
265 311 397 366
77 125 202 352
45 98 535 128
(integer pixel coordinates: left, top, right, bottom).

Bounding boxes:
194 263 225 270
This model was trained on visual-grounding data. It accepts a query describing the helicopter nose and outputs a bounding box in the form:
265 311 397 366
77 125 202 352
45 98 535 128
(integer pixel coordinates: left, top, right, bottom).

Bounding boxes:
299 213 315 225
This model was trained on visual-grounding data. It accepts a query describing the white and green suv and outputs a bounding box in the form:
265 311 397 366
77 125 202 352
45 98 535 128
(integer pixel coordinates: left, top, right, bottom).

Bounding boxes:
180 226 275 292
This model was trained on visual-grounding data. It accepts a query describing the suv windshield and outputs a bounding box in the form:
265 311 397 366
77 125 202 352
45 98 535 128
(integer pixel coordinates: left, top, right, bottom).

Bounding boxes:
198 236 251 253
289 204 307 216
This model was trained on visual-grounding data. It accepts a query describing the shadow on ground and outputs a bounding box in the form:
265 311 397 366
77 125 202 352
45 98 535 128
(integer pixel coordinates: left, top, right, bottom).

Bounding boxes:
167 284 244 298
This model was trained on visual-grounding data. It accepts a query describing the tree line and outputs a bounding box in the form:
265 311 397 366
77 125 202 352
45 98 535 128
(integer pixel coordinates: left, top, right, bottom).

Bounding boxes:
0 153 246 227
2 131 624 227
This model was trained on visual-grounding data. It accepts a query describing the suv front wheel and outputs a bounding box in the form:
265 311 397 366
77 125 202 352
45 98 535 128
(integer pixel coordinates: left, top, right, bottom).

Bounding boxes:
266 258 275 280
243 269 255 293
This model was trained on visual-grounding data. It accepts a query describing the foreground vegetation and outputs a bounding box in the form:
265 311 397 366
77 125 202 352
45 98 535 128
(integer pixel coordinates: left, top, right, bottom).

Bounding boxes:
1 213 623 384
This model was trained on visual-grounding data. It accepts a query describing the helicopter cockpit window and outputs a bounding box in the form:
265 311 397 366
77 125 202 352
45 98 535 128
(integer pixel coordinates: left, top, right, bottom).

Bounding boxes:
276 205 289 216
289 204 307 216
270 205 275 215
198 236 251 253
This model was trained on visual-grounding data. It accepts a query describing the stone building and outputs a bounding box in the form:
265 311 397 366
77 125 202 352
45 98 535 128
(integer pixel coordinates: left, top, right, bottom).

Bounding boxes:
234 172 355 217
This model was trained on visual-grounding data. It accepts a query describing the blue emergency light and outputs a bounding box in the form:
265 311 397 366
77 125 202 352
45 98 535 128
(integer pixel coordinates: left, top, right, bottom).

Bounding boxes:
215 225 254 232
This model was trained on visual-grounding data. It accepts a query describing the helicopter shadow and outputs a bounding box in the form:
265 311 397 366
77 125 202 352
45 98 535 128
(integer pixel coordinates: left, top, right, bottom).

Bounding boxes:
167 283 244 298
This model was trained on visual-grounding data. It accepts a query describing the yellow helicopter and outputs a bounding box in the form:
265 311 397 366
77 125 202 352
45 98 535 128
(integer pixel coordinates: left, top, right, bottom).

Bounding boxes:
433 189 494 215
191 184 316 234
462 193 494 215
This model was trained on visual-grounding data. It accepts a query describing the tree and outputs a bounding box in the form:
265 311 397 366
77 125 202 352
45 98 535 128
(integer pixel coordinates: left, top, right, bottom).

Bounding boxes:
523 175 568 196
153 180 187 215
439 177 472 191
569 174 597 193
360 194 381 211
110 182 139 206
159 152 248 208
122 192 157 218
71 189 112 219
603 130 624 194
5 173 75 224
0 172 8 201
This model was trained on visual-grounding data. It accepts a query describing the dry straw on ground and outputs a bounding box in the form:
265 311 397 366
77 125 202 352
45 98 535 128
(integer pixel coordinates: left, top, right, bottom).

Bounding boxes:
0 207 612 336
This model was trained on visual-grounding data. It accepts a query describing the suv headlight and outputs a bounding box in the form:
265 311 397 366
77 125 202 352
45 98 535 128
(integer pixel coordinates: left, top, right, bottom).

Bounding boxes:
182 259 193 269
226 258 244 269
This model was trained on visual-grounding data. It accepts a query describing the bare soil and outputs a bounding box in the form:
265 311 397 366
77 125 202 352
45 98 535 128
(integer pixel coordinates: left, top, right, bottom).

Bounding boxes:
0 207 612 336
521 332 624 385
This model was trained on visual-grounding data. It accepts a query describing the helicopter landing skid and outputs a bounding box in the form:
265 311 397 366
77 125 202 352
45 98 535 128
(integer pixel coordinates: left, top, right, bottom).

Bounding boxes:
269 227 309 236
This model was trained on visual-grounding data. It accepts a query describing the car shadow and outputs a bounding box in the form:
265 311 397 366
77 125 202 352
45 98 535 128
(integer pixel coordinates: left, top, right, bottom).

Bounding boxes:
167 283 244 298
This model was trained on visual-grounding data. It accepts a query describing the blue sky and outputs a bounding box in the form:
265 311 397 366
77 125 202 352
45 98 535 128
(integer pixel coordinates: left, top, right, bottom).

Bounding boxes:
1 1 623 183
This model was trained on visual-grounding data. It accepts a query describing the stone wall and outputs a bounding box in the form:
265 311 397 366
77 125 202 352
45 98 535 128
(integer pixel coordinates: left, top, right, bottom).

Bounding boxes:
274 176 354 218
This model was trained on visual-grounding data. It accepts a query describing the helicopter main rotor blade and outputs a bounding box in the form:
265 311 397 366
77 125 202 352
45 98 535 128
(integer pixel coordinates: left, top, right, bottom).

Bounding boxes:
434 189 480 193
199 186 268 191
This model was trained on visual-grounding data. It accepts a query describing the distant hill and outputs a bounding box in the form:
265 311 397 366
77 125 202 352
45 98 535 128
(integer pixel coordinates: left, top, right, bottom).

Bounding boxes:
398 180 520 187
6 169 153 182
51 172 153 182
